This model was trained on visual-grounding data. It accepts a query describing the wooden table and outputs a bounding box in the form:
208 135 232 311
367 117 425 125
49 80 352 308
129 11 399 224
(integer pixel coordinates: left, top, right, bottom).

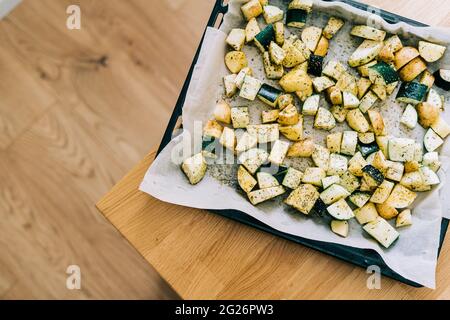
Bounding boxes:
96 1 450 299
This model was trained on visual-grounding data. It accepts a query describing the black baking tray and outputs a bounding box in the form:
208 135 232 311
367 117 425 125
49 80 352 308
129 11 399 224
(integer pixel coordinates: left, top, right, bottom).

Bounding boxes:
156 0 448 287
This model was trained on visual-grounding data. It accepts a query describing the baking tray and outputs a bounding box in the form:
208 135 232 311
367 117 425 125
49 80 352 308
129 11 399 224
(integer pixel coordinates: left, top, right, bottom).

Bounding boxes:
156 0 449 287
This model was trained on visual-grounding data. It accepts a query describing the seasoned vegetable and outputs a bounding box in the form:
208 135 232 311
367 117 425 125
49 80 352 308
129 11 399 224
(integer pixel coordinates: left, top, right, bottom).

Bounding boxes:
327 132 343 153
368 61 399 85
363 217 399 248
386 184 417 209
236 132 258 153
181 153 207 185
349 40 383 67
262 109 279 123
322 60 346 80
394 46 420 70
240 75 262 101
351 25 386 41
349 192 371 208
269 41 286 65
285 184 320 214
257 172 279 189
388 138 415 162
286 9 308 28
223 74 237 97
245 18 260 43
354 203 379 224
396 82 428 105
302 167 326 187
418 41 446 63
417 102 439 128
231 107 250 129
301 26 323 52
312 76 335 93
367 109 386 136
302 94 320 116
320 184 351 205
258 83 282 107
254 24 275 52
248 186 285 205
424 128 444 152
269 140 290 165
287 138 315 157
323 17 344 39
399 57 427 82
263 5 284 24
225 51 248 74
238 165 257 193
400 104 418 129
279 119 304 141
308 54 324 76
314 107 336 130
362 165 384 186
263 51 284 79
396 209 412 228
434 69 450 91
226 28 246 51
282 167 304 189
239 148 269 174
241 0 263 21
327 199 355 221
348 151 368 176
346 109 370 133
247 124 279 143
331 220 349 237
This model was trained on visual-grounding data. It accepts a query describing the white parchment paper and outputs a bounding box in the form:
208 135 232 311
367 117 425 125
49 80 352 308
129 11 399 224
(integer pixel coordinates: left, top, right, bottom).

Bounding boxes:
141 0 450 288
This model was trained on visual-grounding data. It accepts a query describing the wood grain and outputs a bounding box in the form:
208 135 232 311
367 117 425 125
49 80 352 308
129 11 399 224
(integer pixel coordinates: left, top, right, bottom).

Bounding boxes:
0 0 214 299
97 1 450 299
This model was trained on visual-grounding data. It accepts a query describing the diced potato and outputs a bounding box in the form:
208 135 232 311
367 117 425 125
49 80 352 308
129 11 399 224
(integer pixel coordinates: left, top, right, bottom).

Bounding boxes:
346 109 370 133
231 107 250 129
323 17 344 40
203 119 223 139
279 119 304 141
285 184 320 214
262 109 280 123
357 60 377 78
327 153 348 176
349 40 383 67
420 70 435 89
214 100 231 124
263 52 284 79
287 138 315 157
376 202 399 220
348 152 368 176
301 26 323 52
234 67 253 89
240 75 262 100
326 86 343 105
181 153 207 185
241 0 263 21
417 102 440 129
219 127 236 151
245 18 260 43
282 167 304 190
431 117 450 139
354 202 379 224
327 132 342 153
322 60 346 80
278 94 294 110
313 76 335 93
314 36 329 57
331 220 349 237
314 107 336 131
226 28 246 51
279 69 312 93
237 165 257 193
386 184 417 209
396 209 412 228
312 144 330 169
367 109 386 136
263 5 284 24
418 41 446 63
257 172 279 189
351 25 386 41
239 148 269 174
274 22 285 46
247 124 279 143
363 217 399 248
357 77 372 99
322 175 340 190
330 105 348 123
269 140 290 165
282 41 307 68
371 84 387 101
223 74 237 97
236 132 258 153
269 41 286 65
341 131 358 156
399 57 427 82
278 104 299 125
248 186 285 205
394 46 420 70
302 167 326 187
225 51 248 73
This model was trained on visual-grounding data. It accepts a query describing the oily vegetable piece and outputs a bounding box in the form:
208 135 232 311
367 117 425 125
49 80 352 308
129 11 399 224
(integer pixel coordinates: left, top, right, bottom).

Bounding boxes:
285 184 320 214
238 165 257 193
248 186 286 205
181 153 207 185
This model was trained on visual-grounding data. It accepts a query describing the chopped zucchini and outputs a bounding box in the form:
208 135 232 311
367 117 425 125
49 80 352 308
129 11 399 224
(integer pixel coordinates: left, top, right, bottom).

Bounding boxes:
431 117 450 139
327 132 343 153
247 124 279 144
322 175 341 190
330 105 348 123
341 131 358 156
225 51 248 74
354 202 379 225
257 172 279 189
314 107 336 131
235 67 253 89
226 28 246 51
346 109 370 133
273 22 284 46
269 140 290 165
239 148 269 174
327 199 355 221
312 76 335 93
396 82 428 105
327 153 348 176
400 104 418 129
240 75 262 100
288 0 313 12
248 185 285 205
302 94 320 116
396 209 412 228
386 184 417 208
236 132 258 153
362 165 384 186
223 74 237 97
301 26 323 52
263 51 284 79
394 46 420 70
312 198 329 217
287 138 315 157
357 60 378 78
269 41 286 65
363 217 399 248
359 91 379 113
419 70 435 89
348 151 368 176
258 83 282 107
263 5 284 24
422 152 440 172
323 17 345 40
419 166 440 186
311 144 330 169
254 24 275 52
370 180 395 204
368 61 399 85
388 138 415 162
399 57 427 82
350 25 386 41
434 69 450 91
245 18 260 43
302 167 326 187
238 165 257 193
320 184 351 205
424 128 444 152
418 41 446 63
231 107 250 129
285 183 320 214
286 9 308 28
371 84 387 101
322 60 346 81
308 54 324 77
279 119 304 141
349 192 371 208
339 171 361 193
331 220 349 237
181 153 207 185
348 40 383 67
282 167 304 189
358 142 379 158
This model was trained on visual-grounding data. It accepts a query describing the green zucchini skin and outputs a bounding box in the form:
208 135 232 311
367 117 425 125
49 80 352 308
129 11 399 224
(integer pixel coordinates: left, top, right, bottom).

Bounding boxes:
396 82 428 104
255 24 275 50
370 61 399 84
358 142 379 158
258 83 282 106
312 198 329 218
308 54 324 77
286 9 308 27
362 165 385 185
202 136 218 154
258 165 289 184
434 69 450 91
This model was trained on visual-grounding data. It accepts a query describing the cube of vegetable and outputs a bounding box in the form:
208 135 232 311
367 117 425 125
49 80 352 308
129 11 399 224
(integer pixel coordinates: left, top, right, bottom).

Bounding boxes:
245 18 260 43
234 67 253 89
269 41 286 65
396 209 412 228
241 0 263 21
219 127 236 151
225 51 248 73
314 107 336 131
285 184 320 214
348 151 367 176
239 148 269 174
322 60 346 80
400 104 418 129
240 75 262 100
262 109 279 123
354 202 379 224
341 131 358 156
282 167 304 189
226 28 246 51
327 154 348 176
263 5 284 24
302 167 326 187
248 186 285 205
322 175 340 190
331 220 349 237
346 109 370 133
363 217 399 248
236 132 258 153
370 180 395 204
323 17 344 39
223 74 237 97
386 184 417 209
269 140 290 165
327 199 355 220
349 192 371 208
287 138 315 157
279 120 304 141
181 153 207 185
302 94 320 116
231 107 250 129
203 119 223 139
320 184 350 205
327 132 342 153
257 172 279 189
247 124 279 143
339 171 361 193
311 144 330 169
238 165 257 193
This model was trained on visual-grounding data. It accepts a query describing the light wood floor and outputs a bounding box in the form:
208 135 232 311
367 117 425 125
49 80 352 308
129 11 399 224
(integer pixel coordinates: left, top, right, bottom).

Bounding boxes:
0 0 448 299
